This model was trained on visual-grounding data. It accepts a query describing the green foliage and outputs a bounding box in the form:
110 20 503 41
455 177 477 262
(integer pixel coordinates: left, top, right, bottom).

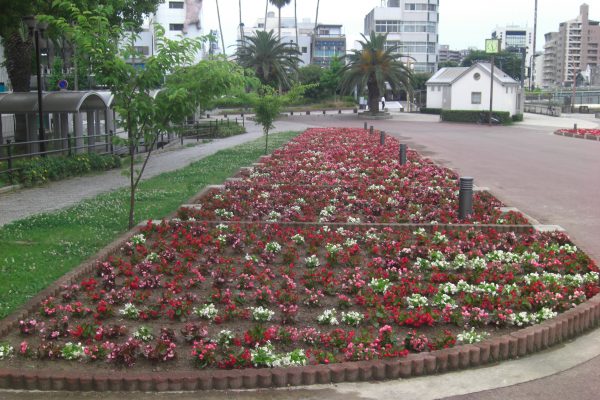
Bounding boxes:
411 73 432 91
320 56 344 98
0 131 299 319
420 108 442 115
440 110 512 124
298 64 324 99
461 50 523 82
253 86 283 154
235 30 301 89
512 113 524 122
12 154 121 186
340 32 413 114
438 61 459 68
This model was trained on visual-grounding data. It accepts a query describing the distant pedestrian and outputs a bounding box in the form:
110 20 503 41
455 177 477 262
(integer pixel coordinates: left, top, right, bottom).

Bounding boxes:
381 96 386 110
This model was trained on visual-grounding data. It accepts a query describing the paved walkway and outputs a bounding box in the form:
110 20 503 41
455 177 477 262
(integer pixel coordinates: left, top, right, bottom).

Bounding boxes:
1 112 600 399
0 119 316 226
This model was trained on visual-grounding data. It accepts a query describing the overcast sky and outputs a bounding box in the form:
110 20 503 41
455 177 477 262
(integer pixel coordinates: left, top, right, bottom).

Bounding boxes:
201 0 593 55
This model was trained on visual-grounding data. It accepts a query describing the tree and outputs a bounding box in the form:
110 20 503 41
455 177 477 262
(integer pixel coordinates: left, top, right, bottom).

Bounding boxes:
438 60 459 68
298 64 324 99
235 30 301 89
461 50 523 82
340 32 413 115
269 0 291 41
320 56 344 99
48 2 206 229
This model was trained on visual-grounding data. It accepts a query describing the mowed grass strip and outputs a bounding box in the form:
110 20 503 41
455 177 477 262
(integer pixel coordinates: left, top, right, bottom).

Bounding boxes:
0 131 300 318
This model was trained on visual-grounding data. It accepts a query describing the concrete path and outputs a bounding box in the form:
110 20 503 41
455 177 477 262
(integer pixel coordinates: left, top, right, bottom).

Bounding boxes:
1 112 600 399
0 119 316 226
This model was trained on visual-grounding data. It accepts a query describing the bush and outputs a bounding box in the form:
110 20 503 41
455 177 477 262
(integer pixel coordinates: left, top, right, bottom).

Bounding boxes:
420 108 442 115
512 113 524 122
13 153 121 186
440 110 512 124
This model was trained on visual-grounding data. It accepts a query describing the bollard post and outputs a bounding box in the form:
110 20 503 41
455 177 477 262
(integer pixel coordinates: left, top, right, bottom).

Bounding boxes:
241 114 245 127
206 114 210 119
458 177 474 220
380 130 385 145
109 131 114 154
399 144 407 165
290 111 294 116
364 122 368 130
323 110 326 115
67 134 72 156
6 139 13 177
338 109 342 114
370 126 374 135
574 123 578 132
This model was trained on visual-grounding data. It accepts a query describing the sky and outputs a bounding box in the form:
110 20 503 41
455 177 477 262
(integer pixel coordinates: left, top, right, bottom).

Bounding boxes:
201 0 594 55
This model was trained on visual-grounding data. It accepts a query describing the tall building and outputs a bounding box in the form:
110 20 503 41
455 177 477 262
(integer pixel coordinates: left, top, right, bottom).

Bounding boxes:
242 12 315 65
311 24 346 66
364 0 439 73
130 0 207 66
542 3 600 87
492 25 533 84
0 43 8 91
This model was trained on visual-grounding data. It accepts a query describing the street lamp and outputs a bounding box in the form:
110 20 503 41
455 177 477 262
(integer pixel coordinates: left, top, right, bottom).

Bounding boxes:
23 15 48 155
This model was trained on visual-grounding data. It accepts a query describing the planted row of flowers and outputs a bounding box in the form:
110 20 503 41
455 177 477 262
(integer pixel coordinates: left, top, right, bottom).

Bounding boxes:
179 128 528 225
555 128 600 137
0 221 597 369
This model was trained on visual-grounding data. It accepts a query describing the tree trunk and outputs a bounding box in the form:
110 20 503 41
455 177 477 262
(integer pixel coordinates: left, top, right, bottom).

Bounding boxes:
215 0 226 54
264 1 268 31
4 32 33 143
128 135 136 229
294 0 298 47
367 78 380 115
265 128 269 155
278 7 282 41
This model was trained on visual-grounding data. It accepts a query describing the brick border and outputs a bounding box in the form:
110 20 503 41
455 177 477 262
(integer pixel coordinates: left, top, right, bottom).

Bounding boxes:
554 130 600 141
0 162 598 392
0 294 599 391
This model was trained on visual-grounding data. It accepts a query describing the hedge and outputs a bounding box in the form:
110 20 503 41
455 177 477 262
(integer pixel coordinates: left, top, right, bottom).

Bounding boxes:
440 110 512 124
420 108 442 115
11 153 122 187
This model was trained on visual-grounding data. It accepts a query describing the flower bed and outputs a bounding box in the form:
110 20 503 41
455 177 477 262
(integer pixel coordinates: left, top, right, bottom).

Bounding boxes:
0 221 597 371
0 127 597 389
555 128 600 140
178 128 528 225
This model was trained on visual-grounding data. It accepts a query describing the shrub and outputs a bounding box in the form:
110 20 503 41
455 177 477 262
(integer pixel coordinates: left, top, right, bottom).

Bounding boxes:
13 153 121 186
440 110 511 124
420 108 442 115
512 113 524 122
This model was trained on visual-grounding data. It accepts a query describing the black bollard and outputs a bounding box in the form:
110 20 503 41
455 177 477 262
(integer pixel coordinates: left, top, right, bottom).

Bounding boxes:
380 130 385 145
364 122 368 130
458 177 474 220
399 144 407 165
370 126 374 135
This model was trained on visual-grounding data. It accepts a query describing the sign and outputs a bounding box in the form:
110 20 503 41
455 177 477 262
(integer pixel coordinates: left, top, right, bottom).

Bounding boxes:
58 79 69 90
485 39 501 54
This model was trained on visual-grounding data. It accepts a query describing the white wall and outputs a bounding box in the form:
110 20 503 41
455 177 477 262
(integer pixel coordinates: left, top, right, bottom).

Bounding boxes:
426 85 443 108
450 69 518 115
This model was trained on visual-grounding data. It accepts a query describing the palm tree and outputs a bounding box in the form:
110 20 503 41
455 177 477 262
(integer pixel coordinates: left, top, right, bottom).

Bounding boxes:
235 29 301 89
340 32 413 115
314 0 320 29
269 0 292 41
215 0 226 55
264 1 269 31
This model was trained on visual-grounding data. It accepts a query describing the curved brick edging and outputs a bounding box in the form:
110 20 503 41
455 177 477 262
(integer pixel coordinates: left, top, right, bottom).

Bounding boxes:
554 130 600 141
0 294 599 391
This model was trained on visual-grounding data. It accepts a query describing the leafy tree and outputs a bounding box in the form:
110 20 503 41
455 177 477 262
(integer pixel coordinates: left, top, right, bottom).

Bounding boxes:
461 50 523 82
298 64 324 99
268 0 292 40
438 60 459 68
320 56 344 99
235 30 301 90
48 2 206 228
340 32 413 115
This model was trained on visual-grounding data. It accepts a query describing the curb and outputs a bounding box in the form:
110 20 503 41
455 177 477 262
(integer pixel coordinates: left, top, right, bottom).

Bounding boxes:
554 130 600 141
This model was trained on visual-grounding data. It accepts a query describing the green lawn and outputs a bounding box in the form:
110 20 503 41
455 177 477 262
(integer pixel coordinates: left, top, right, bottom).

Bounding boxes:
0 131 299 318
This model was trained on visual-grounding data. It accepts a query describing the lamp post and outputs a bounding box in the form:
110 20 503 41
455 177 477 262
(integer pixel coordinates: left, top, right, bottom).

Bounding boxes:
23 16 48 155
485 38 501 126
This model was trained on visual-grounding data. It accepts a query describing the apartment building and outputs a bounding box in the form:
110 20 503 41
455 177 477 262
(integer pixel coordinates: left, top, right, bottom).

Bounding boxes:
438 45 462 65
364 0 439 73
542 3 600 87
311 24 346 67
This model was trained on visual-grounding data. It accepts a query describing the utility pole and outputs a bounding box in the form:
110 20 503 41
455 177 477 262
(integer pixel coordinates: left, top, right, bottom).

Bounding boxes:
530 0 538 91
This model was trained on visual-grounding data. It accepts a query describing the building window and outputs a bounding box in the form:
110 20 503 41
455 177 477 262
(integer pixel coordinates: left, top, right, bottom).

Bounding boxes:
134 46 150 56
471 92 482 104
169 1 184 8
169 24 184 31
301 46 308 53
473 73 481 81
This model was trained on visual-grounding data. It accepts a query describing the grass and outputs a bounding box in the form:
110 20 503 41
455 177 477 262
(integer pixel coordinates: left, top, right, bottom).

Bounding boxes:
0 131 300 319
